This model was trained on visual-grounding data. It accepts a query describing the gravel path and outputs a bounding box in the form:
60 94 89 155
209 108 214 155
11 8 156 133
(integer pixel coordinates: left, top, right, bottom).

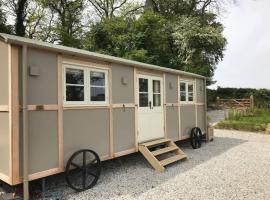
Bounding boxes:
2 130 270 200
40 129 270 200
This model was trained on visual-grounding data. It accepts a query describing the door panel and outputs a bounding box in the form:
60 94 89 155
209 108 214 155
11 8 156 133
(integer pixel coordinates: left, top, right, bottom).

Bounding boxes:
137 75 164 143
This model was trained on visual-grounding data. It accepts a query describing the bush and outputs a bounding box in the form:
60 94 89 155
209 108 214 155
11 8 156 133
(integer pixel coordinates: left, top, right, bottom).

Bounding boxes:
216 108 270 132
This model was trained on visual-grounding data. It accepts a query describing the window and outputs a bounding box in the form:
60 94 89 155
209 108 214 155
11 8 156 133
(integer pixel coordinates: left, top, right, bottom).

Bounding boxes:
64 64 108 105
139 78 149 107
179 81 195 103
153 80 161 107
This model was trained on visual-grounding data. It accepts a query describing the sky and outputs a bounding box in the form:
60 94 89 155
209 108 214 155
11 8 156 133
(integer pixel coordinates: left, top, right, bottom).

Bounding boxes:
211 0 270 89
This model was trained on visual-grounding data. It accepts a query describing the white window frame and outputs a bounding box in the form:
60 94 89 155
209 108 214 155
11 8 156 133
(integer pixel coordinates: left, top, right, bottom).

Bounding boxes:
63 64 109 105
179 80 195 103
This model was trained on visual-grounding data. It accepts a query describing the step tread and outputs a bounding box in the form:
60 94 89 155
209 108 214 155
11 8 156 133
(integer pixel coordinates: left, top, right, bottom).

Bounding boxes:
139 138 171 147
160 154 187 166
151 146 178 156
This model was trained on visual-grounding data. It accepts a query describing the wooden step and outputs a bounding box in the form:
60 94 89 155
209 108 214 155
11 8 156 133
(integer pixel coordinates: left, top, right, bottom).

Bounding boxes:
151 146 178 156
160 154 187 167
139 138 187 172
140 138 170 147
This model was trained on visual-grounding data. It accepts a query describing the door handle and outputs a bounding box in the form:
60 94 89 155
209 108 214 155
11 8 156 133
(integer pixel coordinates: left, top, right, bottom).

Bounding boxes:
149 101 152 109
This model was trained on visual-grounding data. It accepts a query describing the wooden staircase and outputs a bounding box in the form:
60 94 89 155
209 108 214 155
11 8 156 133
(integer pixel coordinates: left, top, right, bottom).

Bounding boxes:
139 138 187 172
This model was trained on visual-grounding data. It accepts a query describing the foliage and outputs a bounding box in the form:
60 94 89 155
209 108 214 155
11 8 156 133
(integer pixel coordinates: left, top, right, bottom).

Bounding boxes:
0 1 12 33
1 0 228 82
86 9 226 80
41 0 85 48
207 87 270 108
88 0 144 19
215 108 270 132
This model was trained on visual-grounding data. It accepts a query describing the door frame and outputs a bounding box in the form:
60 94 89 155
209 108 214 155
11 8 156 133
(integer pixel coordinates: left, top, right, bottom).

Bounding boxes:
136 74 165 143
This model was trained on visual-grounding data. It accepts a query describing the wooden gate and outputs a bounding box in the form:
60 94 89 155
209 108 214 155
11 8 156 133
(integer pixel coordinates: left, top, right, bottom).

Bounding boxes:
216 95 254 109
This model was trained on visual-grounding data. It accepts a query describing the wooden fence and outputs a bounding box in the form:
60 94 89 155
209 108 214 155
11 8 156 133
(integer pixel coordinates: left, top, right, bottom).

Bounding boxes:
216 95 254 109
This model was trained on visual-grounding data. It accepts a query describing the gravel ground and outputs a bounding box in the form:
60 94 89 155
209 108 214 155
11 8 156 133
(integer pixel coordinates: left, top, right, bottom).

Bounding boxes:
207 110 226 125
2 129 270 200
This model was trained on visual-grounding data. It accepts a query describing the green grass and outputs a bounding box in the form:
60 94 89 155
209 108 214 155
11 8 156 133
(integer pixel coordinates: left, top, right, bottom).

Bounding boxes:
215 108 270 132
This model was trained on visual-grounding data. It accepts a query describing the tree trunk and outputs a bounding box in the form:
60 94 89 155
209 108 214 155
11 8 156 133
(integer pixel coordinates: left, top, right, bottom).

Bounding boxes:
15 0 27 36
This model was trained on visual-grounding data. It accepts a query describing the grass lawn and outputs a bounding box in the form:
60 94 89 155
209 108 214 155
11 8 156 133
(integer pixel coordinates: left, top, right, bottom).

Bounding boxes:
215 108 270 132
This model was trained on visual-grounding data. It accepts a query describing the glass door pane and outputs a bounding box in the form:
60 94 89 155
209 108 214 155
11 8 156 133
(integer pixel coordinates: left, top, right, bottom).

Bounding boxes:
152 80 161 107
139 78 149 107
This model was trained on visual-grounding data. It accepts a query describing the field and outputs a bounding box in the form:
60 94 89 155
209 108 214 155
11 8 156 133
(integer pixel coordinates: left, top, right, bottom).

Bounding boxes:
215 108 270 132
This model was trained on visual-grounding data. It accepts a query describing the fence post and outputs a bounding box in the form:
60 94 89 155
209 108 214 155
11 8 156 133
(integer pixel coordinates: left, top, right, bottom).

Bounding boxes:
250 95 254 108
216 97 220 109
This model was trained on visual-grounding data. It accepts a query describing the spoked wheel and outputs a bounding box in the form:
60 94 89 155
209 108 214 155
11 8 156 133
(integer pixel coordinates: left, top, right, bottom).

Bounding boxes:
190 127 203 149
65 149 101 192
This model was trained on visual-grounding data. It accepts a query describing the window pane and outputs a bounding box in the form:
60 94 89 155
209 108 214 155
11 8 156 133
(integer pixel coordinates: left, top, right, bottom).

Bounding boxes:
180 82 186 92
180 92 186 101
90 71 105 86
91 87 105 101
153 80 160 93
188 84 193 92
139 93 148 107
153 94 161 107
66 68 84 85
188 93 194 101
139 78 148 92
66 86 84 101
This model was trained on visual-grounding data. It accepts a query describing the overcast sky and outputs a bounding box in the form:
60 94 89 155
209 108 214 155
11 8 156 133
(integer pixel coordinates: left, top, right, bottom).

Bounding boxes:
211 0 270 89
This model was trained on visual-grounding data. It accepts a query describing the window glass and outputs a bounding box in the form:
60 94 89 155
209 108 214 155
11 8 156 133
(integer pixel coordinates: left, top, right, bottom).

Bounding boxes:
180 83 186 92
66 68 84 85
90 71 106 102
91 87 105 101
65 68 84 102
188 84 193 92
65 66 108 104
66 86 84 101
180 82 186 101
153 94 161 106
180 82 194 102
139 93 148 107
188 83 194 102
90 71 105 86
153 80 160 93
153 80 161 107
139 78 148 92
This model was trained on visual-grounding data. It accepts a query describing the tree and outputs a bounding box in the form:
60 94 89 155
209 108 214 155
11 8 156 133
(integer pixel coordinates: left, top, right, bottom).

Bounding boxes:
172 14 226 81
88 0 144 19
15 0 28 36
25 0 55 41
42 0 85 48
0 1 13 33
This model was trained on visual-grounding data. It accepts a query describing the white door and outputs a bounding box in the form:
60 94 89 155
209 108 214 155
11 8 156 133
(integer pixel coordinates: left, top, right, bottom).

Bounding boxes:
137 75 164 143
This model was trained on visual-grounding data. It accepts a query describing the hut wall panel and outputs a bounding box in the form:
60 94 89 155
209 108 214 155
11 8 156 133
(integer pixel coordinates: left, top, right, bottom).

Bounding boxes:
165 73 178 103
196 79 205 103
197 105 206 133
27 48 58 105
166 106 179 141
111 64 134 104
63 109 110 163
28 111 58 174
0 42 9 105
0 113 10 176
113 108 135 153
180 105 196 138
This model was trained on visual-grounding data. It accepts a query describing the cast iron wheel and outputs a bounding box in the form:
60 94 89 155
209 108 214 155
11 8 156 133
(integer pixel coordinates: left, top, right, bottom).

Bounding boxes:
65 149 101 192
190 127 203 149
